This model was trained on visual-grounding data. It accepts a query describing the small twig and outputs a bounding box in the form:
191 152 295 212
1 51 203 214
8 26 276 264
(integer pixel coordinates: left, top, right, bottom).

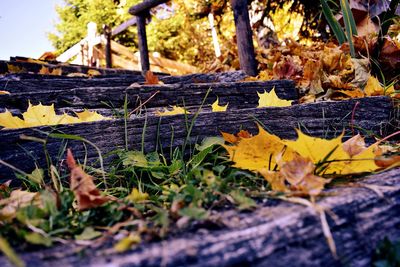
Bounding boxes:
350 101 360 136
128 90 160 116
277 196 338 259
0 159 29 177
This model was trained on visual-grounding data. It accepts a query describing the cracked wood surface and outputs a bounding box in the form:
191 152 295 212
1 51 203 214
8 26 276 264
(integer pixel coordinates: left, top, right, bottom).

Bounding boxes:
0 80 297 111
0 96 393 183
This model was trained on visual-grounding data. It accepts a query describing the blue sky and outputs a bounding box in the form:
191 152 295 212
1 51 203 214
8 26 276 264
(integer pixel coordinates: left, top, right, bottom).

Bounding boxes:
0 0 63 60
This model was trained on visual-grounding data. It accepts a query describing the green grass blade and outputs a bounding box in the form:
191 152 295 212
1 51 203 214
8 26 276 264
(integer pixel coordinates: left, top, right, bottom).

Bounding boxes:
321 0 346 44
340 0 357 57
0 236 25 267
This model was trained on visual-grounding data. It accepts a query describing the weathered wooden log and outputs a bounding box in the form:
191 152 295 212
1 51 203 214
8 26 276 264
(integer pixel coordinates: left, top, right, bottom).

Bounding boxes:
0 168 398 267
0 97 393 182
0 80 297 111
160 71 248 84
0 71 247 94
0 60 141 76
230 0 258 76
0 76 145 93
128 0 169 16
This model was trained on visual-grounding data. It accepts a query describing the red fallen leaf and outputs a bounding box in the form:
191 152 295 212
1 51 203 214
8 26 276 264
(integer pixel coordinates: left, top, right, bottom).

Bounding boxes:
144 71 160 85
375 155 400 168
273 56 299 79
67 149 111 211
237 130 252 139
379 37 400 70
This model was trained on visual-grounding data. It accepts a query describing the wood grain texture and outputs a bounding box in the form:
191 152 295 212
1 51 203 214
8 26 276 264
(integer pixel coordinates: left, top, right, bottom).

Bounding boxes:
0 71 247 94
0 80 297 111
0 96 393 182
0 168 398 267
0 60 142 76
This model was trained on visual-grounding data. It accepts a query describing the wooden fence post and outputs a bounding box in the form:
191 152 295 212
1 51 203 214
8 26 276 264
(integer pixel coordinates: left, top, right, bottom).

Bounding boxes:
136 12 150 73
103 25 112 68
230 0 258 76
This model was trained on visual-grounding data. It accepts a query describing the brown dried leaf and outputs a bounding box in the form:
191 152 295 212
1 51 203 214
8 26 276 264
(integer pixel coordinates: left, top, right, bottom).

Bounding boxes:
67 149 111 211
343 134 367 157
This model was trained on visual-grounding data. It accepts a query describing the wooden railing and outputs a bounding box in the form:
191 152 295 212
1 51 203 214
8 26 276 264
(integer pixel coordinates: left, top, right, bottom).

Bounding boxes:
129 0 258 76
57 0 259 76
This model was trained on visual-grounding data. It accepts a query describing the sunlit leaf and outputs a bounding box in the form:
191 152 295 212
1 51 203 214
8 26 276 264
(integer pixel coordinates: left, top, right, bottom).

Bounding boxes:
211 97 228 112
257 88 292 108
156 106 189 116
126 188 149 203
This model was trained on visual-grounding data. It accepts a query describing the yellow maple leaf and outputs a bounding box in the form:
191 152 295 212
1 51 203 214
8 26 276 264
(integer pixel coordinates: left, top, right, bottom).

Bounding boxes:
257 88 292 108
75 109 109 122
211 97 228 112
223 124 295 171
22 102 63 127
0 110 26 128
156 106 189 116
364 76 394 97
283 129 378 175
0 103 110 129
364 76 384 96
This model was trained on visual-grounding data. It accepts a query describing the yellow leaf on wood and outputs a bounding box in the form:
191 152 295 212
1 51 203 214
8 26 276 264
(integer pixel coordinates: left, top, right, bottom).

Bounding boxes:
0 91 10 95
0 110 26 129
257 88 292 108
75 109 109 122
211 97 228 112
0 103 110 129
223 124 295 171
283 129 378 175
156 106 189 116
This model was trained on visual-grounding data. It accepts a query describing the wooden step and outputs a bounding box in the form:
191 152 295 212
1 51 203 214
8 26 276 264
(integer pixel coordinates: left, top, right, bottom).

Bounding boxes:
0 80 297 112
2 168 396 267
0 71 249 95
0 96 394 183
0 60 144 76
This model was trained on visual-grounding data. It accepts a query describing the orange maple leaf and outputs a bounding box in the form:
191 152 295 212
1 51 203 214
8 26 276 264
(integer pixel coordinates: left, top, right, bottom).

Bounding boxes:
144 71 161 85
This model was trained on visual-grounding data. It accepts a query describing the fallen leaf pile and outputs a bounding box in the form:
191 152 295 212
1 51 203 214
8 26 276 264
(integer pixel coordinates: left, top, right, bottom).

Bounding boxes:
245 38 399 102
222 125 396 196
0 102 110 129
